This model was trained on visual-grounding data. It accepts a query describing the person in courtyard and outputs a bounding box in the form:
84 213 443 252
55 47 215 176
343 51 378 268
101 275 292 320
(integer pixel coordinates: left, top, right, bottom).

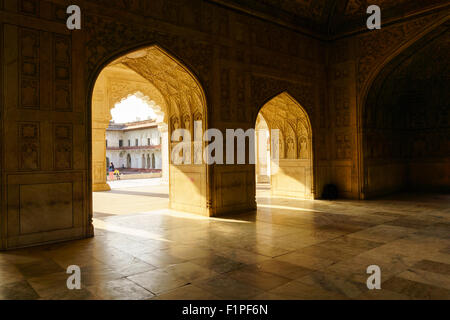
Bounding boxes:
108 162 115 181
114 169 121 180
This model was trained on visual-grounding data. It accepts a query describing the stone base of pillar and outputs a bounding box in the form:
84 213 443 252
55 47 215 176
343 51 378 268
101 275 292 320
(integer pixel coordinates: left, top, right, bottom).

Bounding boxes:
256 175 270 184
160 169 169 184
87 223 95 238
158 123 169 185
93 183 111 192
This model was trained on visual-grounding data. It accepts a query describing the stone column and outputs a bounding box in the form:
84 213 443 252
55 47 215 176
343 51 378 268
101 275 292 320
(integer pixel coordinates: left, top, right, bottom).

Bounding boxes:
91 73 111 192
255 130 260 183
256 129 269 183
92 118 111 192
159 123 169 184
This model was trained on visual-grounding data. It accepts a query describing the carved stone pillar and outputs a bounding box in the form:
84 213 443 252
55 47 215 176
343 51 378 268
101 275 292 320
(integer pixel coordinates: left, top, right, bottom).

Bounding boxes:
256 129 270 184
255 130 260 182
91 72 112 192
92 119 111 192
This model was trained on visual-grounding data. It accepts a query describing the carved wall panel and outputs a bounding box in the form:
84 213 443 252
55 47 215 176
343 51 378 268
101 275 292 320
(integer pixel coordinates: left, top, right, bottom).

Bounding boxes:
212 165 256 215
1 14 87 250
20 0 39 16
53 34 72 111
19 182 73 234
335 133 352 160
170 165 207 215
332 165 352 193
53 124 73 170
324 34 359 199
19 28 39 109
334 87 351 128
52 3 67 23
6 172 85 249
235 72 247 123
220 68 231 122
18 122 40 170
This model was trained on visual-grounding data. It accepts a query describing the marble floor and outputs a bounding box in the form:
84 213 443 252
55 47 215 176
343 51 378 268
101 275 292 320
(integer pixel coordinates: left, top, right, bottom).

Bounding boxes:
0 180 449 300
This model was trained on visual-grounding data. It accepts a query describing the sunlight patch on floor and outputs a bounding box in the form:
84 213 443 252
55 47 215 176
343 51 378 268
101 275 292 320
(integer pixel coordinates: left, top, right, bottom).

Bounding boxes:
257 203 324 213
93 218 172 242
162 209 251 224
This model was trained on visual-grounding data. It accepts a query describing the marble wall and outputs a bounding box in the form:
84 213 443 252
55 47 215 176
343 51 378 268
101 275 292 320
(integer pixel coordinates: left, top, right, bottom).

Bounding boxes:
325 11 449 199
1 0 448 249
362 25 450 196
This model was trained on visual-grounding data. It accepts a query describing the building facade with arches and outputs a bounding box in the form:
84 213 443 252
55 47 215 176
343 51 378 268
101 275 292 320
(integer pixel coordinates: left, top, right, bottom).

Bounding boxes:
106 120 162 171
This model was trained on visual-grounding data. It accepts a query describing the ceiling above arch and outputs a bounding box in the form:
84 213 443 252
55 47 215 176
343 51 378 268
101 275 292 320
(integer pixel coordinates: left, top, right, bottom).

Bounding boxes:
111 46 206 118
210 0 449 37
92 63 168 123
105 65 167 114
365 25 450 131
259 92 311 137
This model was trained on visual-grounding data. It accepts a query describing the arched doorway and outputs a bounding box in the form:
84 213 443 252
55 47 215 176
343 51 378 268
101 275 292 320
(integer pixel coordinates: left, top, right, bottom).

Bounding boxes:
361 26 449 198
91 45 209 215
255 114 270 185
255 92 314 199
126 154 132 168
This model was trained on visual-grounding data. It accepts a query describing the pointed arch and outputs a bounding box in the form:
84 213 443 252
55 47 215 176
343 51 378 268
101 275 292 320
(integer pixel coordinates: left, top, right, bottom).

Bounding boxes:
255 92 315 199
359 23 450 198
357 21 450 198
90 44 210 216
108 45 208 122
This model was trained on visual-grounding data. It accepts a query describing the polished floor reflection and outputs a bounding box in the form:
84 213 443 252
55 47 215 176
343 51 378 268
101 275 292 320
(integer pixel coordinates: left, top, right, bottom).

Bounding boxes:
1 180 449 300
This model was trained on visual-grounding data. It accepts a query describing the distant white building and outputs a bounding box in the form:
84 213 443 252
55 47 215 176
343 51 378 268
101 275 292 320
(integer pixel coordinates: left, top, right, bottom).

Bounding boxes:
106 120 162 170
